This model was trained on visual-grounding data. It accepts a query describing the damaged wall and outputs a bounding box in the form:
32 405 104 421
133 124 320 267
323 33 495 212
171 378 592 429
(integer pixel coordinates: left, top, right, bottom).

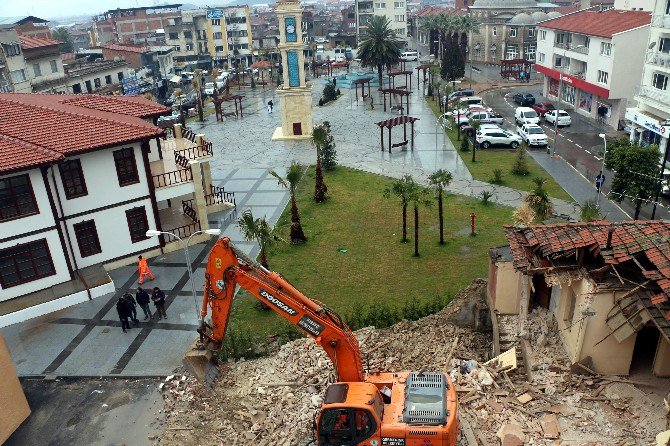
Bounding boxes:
487 256 524 315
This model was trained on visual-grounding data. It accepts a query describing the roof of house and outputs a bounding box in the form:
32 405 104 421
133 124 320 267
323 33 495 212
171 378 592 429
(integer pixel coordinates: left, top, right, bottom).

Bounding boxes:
538 9 651 38
20 35 61 50
0 93 169 174
0 16 49 26
101 43 151 54
414 6 467 17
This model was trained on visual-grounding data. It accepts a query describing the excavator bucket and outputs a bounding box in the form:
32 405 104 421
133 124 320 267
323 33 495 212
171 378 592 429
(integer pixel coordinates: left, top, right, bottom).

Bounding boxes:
183 339 220 389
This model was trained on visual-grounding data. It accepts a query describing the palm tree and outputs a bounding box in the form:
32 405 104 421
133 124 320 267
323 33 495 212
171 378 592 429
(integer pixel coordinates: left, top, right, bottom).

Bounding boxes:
237 210 279 268
525 177 553 222
312 124 329 203
428 169 453 245
454 15 479 57
271 163 307 244
383 175 416 243
357 16 402 89
407 180 433 257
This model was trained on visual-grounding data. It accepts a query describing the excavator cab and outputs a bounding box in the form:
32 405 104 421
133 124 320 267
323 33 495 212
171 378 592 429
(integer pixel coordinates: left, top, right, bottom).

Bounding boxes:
316 383 382 446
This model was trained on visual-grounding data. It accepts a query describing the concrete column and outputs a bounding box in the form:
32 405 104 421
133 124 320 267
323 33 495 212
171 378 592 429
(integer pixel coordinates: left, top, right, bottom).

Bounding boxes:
174 123 183 140
195 134 206 157
188 160 209 230
201 160 213 196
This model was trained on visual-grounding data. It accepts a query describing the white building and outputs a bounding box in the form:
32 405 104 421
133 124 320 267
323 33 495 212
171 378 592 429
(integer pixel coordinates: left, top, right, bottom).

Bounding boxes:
614 0 653 10
535 9 651 129
355 0 408 41
626 0 670 157
0 94 232 305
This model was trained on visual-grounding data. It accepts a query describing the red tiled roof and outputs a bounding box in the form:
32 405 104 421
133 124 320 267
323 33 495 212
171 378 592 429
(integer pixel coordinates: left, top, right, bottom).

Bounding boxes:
414 6 467 18
539 9 651 38
20 35 61 50
61 52 76 61
102 43 150 54
60 94 171 118
0 93 167 173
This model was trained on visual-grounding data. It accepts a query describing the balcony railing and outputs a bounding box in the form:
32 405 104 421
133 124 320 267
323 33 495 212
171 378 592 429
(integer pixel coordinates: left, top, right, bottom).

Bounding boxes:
555 43 589 55
174 151 190 168
175 142 213 160
635 84 670 106
652 14 670 29
168 221 201 239
181 199 199 222
153 167 193 188
646 51 670 68
182 126 196 143
183 185 236 208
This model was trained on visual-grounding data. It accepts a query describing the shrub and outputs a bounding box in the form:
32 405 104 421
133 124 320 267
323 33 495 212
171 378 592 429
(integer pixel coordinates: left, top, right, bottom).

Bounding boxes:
318 98 324 106
251 77 257 89
490 168 504 185
337 88 341 96
581 199 600 222
525 177 553 221
513 203 536 226
323 82 337 102
427 83 433 97
511 145 529 176
460 136 470 152
480 190 493 205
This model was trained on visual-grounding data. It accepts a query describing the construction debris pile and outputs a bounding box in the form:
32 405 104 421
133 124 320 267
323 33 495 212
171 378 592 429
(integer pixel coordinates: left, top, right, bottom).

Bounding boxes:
156 279 666 446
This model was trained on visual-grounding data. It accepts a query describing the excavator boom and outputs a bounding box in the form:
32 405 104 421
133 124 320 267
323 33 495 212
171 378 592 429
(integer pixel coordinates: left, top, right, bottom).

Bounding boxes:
184 237 364 385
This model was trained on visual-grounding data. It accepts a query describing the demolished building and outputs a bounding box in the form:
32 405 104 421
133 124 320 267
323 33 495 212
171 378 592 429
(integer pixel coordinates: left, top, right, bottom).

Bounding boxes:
489 221 670 376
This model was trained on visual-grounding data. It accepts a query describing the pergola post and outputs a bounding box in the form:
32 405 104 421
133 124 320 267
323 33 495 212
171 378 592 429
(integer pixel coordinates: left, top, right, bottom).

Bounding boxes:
239 98 243 118
408 73 412 90
380 126 384 151
411 121 415 151
403 121 407 143
388 126 392 153
383 92 387 112
406 94 410 115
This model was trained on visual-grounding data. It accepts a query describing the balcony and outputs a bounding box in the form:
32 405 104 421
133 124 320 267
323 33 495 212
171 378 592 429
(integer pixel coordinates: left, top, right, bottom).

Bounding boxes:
635 84 670 107
652 14 670 29
555 42 589 55
646 51 670 69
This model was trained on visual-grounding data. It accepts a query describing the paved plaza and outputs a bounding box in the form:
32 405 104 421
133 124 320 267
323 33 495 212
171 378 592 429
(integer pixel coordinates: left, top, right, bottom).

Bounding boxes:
3 64 582 378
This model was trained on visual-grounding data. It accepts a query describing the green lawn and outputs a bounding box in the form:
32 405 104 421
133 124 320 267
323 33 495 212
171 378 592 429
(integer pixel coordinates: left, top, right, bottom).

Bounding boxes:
426 98 573 202
225 167 513 352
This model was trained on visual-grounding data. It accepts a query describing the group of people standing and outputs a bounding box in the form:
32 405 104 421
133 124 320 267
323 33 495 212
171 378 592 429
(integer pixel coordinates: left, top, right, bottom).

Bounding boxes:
116 286 168 333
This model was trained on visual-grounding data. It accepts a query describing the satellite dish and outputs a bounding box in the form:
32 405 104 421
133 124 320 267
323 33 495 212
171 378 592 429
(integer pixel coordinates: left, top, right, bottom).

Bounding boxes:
114 56 121 61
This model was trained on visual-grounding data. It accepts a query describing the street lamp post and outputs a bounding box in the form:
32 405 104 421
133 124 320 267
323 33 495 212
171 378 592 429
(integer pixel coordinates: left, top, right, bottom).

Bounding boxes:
146 228 221 321
596 133 607 206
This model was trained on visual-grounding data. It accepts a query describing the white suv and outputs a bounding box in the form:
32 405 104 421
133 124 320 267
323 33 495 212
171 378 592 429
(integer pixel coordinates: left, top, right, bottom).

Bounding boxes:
515 107 540 125
476 128 522 149
545 110 572 126
517 123 548 147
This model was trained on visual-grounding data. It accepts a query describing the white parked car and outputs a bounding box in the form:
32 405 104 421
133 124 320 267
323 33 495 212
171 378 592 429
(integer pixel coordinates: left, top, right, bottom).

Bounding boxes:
545 110 572 126
517 123 548 147
446 104 492 117
476 128 522 149
456 110 504 127
515 107 540 125
204 82 216 96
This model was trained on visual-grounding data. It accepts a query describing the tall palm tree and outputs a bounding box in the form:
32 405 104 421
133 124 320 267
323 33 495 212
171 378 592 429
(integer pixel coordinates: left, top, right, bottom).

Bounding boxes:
191 68 204 122
454 15 479 57
237 210 279 268
427 169 453 245
407 180 432 257
357 16 401 89
271 162 307 244
383 175 416 243
312 124 329 203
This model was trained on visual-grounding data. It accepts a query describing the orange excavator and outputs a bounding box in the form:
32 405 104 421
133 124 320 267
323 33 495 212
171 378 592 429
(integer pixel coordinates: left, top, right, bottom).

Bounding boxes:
184 237 459 446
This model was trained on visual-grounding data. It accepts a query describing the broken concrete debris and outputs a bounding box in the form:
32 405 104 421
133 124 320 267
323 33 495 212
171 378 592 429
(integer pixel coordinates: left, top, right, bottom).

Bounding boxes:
154 280 668 446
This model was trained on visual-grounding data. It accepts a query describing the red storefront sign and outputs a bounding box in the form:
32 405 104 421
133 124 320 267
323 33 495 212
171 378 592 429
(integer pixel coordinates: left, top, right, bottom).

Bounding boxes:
535 64 610 99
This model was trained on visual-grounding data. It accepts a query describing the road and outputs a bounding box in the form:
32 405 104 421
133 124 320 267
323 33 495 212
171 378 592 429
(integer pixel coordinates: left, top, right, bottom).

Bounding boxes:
480 85 670 220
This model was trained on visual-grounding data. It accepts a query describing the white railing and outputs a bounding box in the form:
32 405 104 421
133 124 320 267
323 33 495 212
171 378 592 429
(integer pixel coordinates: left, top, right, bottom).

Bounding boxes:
555 42 589 55
646 51 670 69
652 14 670 29
635 84 670 106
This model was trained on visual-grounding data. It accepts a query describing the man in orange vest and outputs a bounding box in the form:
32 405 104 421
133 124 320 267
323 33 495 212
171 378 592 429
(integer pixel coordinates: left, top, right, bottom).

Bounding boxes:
138 255 155 285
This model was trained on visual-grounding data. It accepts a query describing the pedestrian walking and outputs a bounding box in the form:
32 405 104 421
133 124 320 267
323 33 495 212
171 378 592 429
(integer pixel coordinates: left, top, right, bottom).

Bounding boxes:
116 297 131 333
267 99 273 113
123 291 139 325
137 255 155 285
519 70 525 82
136 286 152 320
152 286 167 320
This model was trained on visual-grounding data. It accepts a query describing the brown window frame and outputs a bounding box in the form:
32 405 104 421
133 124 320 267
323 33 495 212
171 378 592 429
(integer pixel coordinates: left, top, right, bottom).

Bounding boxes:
113 147 140 187
59 159 88 199
126 206 149 243
0 173 39 222
0 239 56 288
73 219 102 258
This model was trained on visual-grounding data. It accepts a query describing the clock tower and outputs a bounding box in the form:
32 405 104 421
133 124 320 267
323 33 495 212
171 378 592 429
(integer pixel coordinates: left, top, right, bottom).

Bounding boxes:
272 0 313 140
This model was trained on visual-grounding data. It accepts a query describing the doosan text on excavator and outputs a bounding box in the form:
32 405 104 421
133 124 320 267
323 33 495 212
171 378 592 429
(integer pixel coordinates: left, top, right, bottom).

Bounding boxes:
183 237 459 445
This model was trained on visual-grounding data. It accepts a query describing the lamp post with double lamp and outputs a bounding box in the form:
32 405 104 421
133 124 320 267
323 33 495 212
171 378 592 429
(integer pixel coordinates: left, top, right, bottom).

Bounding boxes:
552 45 585 157
145 228 222 321
596 133 607 206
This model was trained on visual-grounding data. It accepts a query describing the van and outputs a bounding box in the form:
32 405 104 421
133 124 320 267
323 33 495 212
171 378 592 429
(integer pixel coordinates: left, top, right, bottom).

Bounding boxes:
401 51 419 61
457 96 483 107
515 107 540 125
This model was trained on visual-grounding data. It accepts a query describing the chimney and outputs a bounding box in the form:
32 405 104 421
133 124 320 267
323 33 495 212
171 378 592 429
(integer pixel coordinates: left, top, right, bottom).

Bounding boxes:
606 225 615 249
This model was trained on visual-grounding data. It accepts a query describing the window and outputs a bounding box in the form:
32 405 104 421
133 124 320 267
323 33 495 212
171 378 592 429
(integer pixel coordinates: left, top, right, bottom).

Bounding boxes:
74 220 102 258
528 27 535 37
509 27 517 38
597 70 608 84
583 36 590 48
505 44 518 59
600 42 612 56
394 14 405 22
59 159 87 199
186 44 192 51
184 31 192 39
660 37 670 53
168 32 178 40
105 75 112 84
539 30 546 41
50 60 58 73
0 239 55 288
653 72 669 90
126 206 149 243
113 147 139 186
10 69 26 83
94 78 101 88
2 43 21 56
490 44 497 59
474 47 481 57
555 56 565 68
211 19 221 25
492 27 497 36
564 289 577 323
394 1 404 7
375 2 386 7
524 43 536 61
118 72 124 82
173 45 181 52
556 33 565 45
666 0 670 15
213 31 223 39
215 45 224 52
32 63 42 77
538 52 545 63
395 28 405 35
0 174 38 221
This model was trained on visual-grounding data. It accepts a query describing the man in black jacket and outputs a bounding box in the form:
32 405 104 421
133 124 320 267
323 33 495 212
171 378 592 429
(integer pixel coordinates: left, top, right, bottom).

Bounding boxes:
116 297 131 332
122 291 139 325
152 287 167 320
136 287 152 320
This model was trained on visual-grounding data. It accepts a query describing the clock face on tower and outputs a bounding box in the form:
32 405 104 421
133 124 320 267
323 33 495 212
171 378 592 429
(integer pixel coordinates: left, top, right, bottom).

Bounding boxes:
284 17 297 43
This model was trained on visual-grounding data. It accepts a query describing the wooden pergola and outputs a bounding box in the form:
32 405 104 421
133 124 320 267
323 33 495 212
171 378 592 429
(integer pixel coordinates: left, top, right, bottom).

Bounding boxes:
388 70 412 90
416 64 431 87
312 60 333 78
380 88 413 114
353 77 374 101
213 94 245 120
390 60 408 72
377 116 419 153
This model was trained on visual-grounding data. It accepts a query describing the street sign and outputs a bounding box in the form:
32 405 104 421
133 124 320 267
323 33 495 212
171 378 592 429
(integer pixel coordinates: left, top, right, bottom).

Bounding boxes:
207 9 224 19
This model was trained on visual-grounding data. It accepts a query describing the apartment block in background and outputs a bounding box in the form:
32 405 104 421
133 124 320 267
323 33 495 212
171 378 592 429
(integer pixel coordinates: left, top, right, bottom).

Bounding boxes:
93 4 182 45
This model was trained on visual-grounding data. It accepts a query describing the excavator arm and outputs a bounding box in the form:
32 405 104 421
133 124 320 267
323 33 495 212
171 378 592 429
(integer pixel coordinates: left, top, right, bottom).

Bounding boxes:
185 237 364 385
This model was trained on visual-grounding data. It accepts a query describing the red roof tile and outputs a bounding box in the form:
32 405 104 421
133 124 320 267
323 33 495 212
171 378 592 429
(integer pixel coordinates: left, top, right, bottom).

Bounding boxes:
102 43 150 54
0 93 167 173
20 35 61 50
414 6 466 17
60 94 170 118
539 9 651 39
